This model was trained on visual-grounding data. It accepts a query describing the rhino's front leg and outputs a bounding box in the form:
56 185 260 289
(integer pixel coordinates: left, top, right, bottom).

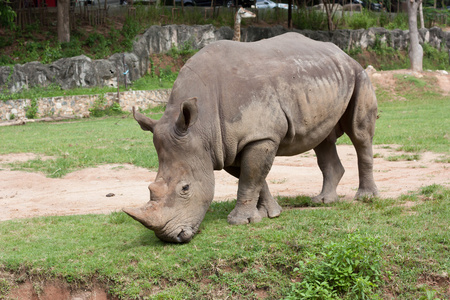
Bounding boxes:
224 167 282 222
227 141 278 225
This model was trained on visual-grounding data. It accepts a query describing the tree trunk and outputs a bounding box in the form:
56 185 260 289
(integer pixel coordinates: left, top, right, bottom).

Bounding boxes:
419 2 424 29
57 0 70 43
322 0 335 31
407 0 423 72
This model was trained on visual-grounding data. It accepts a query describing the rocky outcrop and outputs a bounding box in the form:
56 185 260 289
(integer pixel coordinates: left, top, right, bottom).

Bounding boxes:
1 25 449 94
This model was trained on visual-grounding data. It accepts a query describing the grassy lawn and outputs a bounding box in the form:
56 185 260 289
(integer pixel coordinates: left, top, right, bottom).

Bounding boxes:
0 74 449 299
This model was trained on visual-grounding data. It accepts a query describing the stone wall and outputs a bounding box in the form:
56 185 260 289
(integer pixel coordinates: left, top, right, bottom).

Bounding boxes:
1 25 449 95
0 89 170 121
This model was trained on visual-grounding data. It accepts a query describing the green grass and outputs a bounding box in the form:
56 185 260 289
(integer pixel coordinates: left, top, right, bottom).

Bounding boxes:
0 115 161 177
0 186 448 299
0 71 449 299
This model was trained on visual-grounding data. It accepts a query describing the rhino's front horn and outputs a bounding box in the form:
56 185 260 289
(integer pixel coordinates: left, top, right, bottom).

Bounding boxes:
122 204 163 230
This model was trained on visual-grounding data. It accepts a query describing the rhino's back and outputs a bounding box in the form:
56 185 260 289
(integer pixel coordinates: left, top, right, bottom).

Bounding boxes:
172 33 364 164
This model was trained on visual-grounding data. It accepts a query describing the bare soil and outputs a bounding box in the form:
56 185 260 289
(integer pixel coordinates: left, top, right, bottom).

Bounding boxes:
1 69 449 221
0 143 448 221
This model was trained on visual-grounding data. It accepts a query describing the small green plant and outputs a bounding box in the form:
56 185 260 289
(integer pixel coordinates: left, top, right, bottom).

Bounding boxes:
89 95 124 117
89 95 108 117
286 232 384 300
386 154 421 161
419 289 442 300
25 98 39 119
42 41 62 64
0 278 11 299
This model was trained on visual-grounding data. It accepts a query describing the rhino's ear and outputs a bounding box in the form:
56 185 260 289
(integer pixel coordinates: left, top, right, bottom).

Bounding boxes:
133 107 157 133
175 98 198 134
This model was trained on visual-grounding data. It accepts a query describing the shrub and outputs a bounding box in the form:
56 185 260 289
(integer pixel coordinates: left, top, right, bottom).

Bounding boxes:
286 232 384 300
89 95 124 117
346 10 377 29
25 98 39 119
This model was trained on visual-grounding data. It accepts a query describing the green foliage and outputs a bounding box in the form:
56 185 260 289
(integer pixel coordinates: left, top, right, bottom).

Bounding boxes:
287 232 384 300
121 17 140 51
345 10 377 30
423 7 449 28
422 43 450 71
294 9 328 30
0 0 16 30
41 41 62 64
168 41 197 59
0 278 11 300
89 95 124 117
25 98 39 119
85 32 110 60
384 12 409 30
61 39 83 58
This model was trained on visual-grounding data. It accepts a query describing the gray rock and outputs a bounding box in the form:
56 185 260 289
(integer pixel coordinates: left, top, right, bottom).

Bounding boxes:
1 25 448 95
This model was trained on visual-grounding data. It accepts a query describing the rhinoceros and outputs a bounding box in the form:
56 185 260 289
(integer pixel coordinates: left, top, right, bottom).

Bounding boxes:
123 32 378 243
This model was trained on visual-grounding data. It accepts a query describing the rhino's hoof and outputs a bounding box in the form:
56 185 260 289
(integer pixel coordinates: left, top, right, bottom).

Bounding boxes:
258 202 282 219
311 192 339 204
227 208 262 225
355 188 378 200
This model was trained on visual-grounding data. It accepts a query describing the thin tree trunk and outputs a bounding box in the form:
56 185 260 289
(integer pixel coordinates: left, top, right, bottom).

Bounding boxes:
419 2 424 29
57 0 70 43
407 0 423 72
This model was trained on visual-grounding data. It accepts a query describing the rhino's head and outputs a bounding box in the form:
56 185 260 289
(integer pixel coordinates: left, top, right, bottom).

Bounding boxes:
123 99 215 243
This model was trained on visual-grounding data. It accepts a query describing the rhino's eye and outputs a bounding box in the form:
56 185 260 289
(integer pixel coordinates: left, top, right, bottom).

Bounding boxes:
182 184 190 192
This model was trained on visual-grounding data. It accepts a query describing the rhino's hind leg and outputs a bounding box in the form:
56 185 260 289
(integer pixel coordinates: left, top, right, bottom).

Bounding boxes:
352 142 378 199
312 137 345 203
226 141 278 225
342 70 379 200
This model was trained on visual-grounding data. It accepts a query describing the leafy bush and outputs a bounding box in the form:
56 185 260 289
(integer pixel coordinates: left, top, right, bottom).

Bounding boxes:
294 9 328 30
385 12 408 30
0 0 16 29
422 43 449 71
61 39 83 58
286 232 384 300
89 95 124 117
346 11 377 29
25 98 39 119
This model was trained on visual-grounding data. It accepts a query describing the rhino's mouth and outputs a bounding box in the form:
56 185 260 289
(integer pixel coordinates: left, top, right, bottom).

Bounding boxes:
156 225 197 243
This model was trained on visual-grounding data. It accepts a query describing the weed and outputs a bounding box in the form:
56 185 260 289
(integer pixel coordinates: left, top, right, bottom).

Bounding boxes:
89 95 124 117
42 41 62 64
0 278 11 299
286 232 384 299
277 195 323 208
108 211 133 225
386 154 421 161
25 98 39 119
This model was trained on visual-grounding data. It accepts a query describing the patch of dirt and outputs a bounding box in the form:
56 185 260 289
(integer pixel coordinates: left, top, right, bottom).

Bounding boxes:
5 278 113 300
368 68 450 96
0 144 448 221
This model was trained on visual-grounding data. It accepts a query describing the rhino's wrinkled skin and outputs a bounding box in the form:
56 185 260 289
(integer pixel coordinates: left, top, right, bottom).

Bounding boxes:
123 32 378 243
